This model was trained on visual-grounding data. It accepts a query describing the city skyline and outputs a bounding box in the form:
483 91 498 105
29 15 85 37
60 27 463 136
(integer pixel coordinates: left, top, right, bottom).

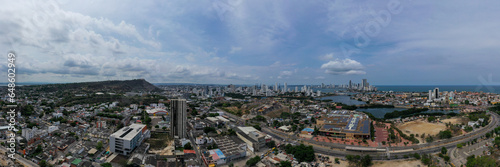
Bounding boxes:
2 1 500 85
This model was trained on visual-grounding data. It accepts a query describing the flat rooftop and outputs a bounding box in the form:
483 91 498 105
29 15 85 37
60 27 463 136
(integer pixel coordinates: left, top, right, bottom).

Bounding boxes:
110 123 146 140
238 126 265 138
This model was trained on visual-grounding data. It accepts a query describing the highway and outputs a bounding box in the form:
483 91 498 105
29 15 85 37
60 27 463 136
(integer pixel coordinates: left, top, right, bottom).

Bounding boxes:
220 109 500 160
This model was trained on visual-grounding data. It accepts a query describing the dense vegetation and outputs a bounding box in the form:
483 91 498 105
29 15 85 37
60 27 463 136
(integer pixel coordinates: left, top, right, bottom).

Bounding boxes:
437 130 453 139
225 93 246 99
246 156 261 166
345 155 372 167
359 104 394 108
466 155 498 167
370 122 375 141
335 103 358 110
21 79 161 93
391 126 419 144
284 144 315 162
384 108 429 119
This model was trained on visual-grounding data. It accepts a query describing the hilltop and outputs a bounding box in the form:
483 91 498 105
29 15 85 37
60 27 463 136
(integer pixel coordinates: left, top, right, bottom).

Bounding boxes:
22 79 162 93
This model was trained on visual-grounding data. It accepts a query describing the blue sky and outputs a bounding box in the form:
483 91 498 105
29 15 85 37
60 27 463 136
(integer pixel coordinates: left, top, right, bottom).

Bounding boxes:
1 0 500 85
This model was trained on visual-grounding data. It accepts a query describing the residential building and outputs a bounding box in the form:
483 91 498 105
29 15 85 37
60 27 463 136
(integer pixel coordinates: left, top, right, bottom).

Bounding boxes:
171 99 187 139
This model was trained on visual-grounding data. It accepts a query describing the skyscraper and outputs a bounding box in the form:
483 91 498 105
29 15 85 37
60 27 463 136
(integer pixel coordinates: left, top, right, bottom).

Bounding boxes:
284 82 287 93
428 90 433 100
170 99 187 138
362 79 368 89
434 88 439 99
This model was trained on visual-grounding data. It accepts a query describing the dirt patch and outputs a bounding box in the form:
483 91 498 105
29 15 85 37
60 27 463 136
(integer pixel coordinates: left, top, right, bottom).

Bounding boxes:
397 120 446 136
441 117 466 125
265 106 289 118
223 106 247 115
372 160 424 167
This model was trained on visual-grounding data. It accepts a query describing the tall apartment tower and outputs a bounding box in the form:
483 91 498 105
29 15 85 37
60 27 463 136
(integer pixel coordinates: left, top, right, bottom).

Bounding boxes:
284 82 287 93
428 90 433 100
170 99 187 139
434 88 439 99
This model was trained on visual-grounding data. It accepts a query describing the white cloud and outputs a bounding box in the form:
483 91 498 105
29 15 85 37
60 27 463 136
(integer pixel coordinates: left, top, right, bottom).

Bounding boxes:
319 53 335 60
277 70 294 79
320 58 366 75
315 76 326 79
229 46 242 54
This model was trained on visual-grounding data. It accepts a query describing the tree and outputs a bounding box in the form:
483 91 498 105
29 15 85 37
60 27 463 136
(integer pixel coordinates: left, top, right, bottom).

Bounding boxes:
427 116 436 122
184 142 193 150
34 145 43 155
494 137 500 148
438 130 452 139
279 161 292 167
335 158 340 164
457 143 463 148
266 140 276 148
466 155 498 167
346 155 372 167
246 156 261 166
360 155 372 167
97 141 103 151
162 126 167 131
413 153 421 160
155 125 159 128
426 136 434 143
441 147 447 155
190 109 198 116
444 156 450 162
39 160 48 167
253 125 261 131
420 154 432 166
284 144 315 162
100 163 112 167
204 127 216 134
291 124 298 132
312 126 320 136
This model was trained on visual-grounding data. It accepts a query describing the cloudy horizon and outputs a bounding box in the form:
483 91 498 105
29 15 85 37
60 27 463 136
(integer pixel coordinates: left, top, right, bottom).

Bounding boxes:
1 0 500 86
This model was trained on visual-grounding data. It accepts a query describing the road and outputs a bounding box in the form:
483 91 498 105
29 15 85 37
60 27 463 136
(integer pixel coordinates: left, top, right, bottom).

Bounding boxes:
188 130 202 165
220 109 500 160
0 146 40 167
450 138 492 167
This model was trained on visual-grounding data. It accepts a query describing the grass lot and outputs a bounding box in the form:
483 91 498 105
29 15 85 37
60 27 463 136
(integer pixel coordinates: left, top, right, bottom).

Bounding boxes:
148 133 171 150
397 120 447 136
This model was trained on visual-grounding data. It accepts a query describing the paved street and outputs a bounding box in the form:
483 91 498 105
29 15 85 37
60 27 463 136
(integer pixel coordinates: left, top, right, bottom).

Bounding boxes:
451 138 492 167
0 146 40 167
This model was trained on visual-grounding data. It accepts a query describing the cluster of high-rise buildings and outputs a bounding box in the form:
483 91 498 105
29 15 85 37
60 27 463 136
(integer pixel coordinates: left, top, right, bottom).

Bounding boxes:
226 83 321 97
426 87 455 104
342 79 376 91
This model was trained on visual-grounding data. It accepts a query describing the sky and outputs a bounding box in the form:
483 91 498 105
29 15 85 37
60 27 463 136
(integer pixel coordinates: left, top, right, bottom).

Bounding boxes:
1 0 500 85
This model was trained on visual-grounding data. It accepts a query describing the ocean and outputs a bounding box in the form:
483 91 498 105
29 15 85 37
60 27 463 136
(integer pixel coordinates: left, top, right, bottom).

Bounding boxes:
315 85 500 94
376 85 500 94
